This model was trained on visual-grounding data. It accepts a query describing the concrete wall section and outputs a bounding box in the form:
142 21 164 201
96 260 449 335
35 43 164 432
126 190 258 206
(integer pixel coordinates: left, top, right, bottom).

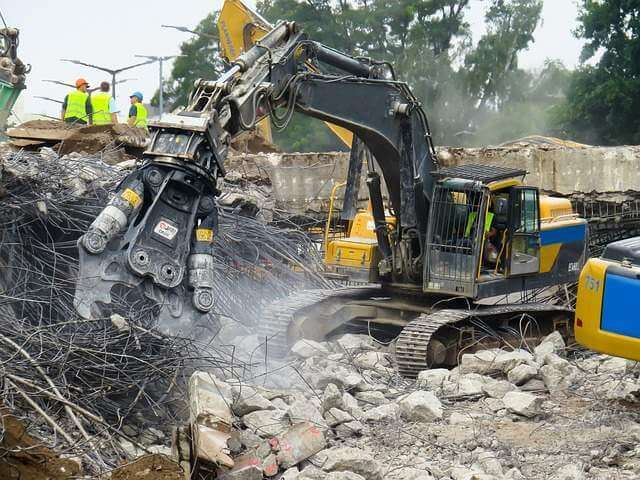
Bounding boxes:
437 146 640 194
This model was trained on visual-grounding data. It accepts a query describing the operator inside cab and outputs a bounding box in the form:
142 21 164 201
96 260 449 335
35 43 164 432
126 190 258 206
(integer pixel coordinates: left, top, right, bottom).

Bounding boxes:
464 195 509 270
128 91 148 129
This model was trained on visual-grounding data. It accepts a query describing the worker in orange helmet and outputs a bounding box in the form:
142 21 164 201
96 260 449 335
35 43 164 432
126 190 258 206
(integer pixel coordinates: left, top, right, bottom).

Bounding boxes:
61 78 92 125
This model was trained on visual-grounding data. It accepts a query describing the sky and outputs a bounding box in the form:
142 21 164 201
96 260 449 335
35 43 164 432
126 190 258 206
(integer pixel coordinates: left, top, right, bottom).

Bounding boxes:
3 0 584 121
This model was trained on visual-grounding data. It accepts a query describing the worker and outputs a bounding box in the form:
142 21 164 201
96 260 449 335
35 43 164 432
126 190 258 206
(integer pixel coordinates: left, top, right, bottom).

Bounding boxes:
90 81 118 125
61 78 92 125
128 91 148 129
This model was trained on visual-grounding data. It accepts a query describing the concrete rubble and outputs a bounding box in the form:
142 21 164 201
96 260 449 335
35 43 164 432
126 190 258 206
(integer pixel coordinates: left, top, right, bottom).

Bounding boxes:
5 137 640 479
149 327 640 479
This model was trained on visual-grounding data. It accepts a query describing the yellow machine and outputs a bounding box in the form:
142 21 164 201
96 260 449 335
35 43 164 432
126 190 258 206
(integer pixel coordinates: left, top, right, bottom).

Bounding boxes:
575 237 640 361
325 170 585 289
77 1 591 377
217 0 353 148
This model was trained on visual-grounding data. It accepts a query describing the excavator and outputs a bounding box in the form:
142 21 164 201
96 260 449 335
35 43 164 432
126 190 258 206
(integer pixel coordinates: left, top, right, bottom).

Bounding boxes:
575 238 640 361
0 26 29 131
74 6 589 377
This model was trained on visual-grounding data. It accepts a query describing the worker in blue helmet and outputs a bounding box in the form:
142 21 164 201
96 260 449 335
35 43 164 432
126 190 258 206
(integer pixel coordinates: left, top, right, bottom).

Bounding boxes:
128 91 148 129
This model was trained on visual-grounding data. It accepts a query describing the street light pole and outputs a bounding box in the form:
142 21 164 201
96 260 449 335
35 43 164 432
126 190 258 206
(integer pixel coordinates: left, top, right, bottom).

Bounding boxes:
134 54 179 116
161 24 217 41
44 77 136 93
60 58 155 100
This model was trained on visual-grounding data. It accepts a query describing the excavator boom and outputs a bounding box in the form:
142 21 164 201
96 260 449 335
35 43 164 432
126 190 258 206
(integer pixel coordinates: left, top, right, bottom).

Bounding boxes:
74 18 437 331
216 0 353 148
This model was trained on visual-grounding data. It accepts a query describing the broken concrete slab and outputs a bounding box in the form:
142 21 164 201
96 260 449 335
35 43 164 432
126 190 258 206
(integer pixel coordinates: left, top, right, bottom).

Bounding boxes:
321 383 344 412
354 390 388 406
416 368 450 390
362 403 400 423
324 408 353 427
353 351 391 370
507 364 539 386
398 391 443 422
232 385 275 416
273 422 327 469
313 446 383 480
192 424 234 468
482 379 517 399
189 372 233 429
286 399 329 431
503 392 543 418
242 409 289 437
334 334 379 352
291 339 331 359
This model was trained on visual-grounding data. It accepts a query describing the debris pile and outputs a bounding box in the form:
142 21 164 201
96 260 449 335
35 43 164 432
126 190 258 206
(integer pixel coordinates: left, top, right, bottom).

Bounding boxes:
6 119 149 162
0 143 329 477
170 327 640 479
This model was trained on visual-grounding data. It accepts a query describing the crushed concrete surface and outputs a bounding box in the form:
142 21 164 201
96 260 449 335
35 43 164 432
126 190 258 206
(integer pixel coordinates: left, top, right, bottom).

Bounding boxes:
162 330 640 480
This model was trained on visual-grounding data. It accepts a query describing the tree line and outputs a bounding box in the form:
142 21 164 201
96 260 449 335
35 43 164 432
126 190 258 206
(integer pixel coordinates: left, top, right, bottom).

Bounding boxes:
160 0 640 150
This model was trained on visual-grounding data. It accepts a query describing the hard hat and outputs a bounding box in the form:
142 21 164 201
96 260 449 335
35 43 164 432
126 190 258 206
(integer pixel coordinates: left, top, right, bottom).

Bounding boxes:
75 78 89 88
130 91 143 101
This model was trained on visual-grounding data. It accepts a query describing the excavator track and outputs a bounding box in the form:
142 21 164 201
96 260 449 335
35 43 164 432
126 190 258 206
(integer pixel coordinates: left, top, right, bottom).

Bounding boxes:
395 304 573 378
257 286 381 357
395 310 469 378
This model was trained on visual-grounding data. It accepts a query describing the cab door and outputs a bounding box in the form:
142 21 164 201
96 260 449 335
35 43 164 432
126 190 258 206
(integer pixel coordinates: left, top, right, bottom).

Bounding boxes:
508 187 540 276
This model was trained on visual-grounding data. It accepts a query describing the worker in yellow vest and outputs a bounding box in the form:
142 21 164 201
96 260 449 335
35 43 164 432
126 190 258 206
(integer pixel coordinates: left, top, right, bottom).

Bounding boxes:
128 91 148 129
61 78 92 125
90 81 118 125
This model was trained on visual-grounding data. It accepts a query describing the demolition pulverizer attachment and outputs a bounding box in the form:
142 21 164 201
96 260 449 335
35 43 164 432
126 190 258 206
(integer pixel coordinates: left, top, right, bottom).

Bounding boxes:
74 165 220 336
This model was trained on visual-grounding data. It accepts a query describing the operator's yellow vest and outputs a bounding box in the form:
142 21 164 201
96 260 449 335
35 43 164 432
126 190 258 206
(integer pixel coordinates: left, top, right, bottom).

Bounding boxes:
133 103 148 129
64 90 89 121
90 92 112 125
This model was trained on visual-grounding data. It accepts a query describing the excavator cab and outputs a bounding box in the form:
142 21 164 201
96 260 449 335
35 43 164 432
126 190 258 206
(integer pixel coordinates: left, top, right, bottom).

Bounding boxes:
424 165 588 299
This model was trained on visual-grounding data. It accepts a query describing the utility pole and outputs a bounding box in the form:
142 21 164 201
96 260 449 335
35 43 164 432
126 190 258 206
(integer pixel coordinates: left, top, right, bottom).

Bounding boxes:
134 55 179 116
60 59 154 100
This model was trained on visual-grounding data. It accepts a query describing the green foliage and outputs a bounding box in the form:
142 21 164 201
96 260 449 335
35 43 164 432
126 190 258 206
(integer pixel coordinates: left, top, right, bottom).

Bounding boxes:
163 0 566 149
553 1 640 145
258 0 548 149
163 13 225 110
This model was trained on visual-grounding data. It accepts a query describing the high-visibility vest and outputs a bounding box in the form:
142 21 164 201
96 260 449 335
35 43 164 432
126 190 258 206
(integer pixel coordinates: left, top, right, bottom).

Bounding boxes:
64 89 89 121
132 103 148 129
90 92 112 125
465 211 494 238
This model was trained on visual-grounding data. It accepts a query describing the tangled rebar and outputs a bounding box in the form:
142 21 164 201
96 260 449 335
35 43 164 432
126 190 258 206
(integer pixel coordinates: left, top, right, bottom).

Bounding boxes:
0 147 329 474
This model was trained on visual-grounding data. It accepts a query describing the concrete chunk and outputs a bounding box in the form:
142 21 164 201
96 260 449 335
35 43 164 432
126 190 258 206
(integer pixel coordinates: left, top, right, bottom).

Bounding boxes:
287 399 329 431
189 372 233 430
273 422 327 469
314 446 382 480
192 424 234 468
362 403 400 423
503 391 543 418
398 391 443 422
242 409 288 437
507 364 538 386
291 339 331 359
416 369 450 389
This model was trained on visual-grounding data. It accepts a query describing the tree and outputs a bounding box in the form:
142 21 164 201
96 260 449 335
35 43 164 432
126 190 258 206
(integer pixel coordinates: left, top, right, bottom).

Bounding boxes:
553 1 640 145
162 0 550 149
163 13 226 110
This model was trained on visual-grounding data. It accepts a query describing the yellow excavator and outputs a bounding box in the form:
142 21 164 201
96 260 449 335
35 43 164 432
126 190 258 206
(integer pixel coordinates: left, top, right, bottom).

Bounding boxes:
575 238 640 361
75 2 589 377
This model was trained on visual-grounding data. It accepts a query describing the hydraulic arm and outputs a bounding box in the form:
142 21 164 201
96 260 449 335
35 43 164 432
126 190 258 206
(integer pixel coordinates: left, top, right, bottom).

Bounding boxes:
74 20 438 329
